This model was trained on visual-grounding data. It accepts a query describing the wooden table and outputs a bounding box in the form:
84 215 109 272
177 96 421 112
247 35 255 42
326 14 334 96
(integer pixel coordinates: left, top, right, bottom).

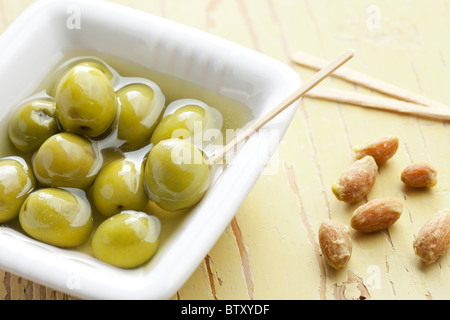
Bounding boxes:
0 0 449 300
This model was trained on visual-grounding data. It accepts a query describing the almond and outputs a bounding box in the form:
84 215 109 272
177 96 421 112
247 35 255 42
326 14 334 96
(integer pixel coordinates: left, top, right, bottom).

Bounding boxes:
318 219 352 270
401 162 437 188
353 136 399 165
350 198 403 232
413 210 450 264
331 156 378 203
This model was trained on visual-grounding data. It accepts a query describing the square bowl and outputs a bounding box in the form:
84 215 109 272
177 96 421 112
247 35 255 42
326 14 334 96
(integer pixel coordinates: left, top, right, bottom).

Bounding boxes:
0 0 301 300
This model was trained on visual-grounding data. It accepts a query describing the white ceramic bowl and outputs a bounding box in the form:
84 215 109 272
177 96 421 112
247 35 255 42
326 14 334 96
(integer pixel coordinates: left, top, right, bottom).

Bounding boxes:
0 0 301 300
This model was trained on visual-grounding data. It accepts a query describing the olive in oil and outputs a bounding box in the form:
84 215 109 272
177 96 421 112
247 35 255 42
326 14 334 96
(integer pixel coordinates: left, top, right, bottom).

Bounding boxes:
0 53 254 264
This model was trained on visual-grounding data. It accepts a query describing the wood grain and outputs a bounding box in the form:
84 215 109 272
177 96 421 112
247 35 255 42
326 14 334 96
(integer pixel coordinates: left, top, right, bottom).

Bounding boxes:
0 0 449 300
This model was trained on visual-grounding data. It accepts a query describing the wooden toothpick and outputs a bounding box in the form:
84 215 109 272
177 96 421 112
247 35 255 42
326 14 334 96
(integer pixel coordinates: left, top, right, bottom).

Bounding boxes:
305 86 450 121
207 49 355 164
291 50 448 110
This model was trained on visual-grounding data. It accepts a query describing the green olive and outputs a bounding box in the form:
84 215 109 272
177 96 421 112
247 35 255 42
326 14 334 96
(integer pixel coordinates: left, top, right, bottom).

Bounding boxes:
49 60 114 97
19 188 93 247
116 83 165 150
77 61 114 81
0 157 36 222
8 100 59 153
92 158 148 217
32 132 100 190
55 63 117 137
91 211 160 268
144 139 210 212
150 105 205 145
150 100 223 150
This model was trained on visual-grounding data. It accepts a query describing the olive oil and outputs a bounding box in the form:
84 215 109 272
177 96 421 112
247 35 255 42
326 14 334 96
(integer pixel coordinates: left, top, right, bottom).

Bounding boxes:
0 53 254 265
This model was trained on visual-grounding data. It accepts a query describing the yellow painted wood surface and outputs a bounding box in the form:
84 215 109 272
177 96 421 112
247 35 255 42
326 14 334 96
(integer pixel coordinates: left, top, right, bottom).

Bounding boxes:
0 0 449 300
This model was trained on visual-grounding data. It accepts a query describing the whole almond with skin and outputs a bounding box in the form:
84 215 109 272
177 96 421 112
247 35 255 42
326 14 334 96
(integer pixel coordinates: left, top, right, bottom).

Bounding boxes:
331 156 378 203
353 136 399 165
351 198 403 232
401 162 437 188
318 219 352 270
413 210 450 265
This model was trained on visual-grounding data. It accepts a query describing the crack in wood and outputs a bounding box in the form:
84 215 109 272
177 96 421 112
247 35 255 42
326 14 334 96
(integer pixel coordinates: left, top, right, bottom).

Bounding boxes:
333 270 371 300
231 217 254 300
284 162 327 299
204 254 219 300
